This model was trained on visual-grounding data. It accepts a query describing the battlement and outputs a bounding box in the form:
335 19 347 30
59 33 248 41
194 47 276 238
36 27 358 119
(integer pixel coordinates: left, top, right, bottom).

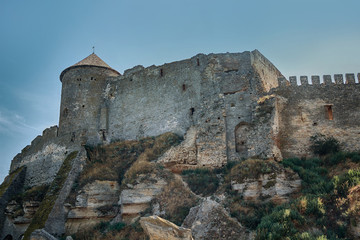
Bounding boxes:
278 73 360 87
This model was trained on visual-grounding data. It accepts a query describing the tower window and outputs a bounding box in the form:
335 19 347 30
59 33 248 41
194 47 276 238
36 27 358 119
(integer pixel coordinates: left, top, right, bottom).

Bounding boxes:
325 105 333 120
63 108 68 117
196 58 200 66
182 84 186 91
160 68 163 77
190 108 195 116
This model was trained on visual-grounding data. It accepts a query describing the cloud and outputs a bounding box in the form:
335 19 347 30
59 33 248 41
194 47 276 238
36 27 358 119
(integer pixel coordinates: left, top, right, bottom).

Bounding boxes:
0 108 40 136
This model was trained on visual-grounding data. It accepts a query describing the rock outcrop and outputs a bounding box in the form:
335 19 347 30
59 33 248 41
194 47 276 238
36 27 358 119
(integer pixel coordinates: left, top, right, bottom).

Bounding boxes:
230 159 301 204
66 180 120 234
182 199 251 240
119 174 167 223
140 216 193 240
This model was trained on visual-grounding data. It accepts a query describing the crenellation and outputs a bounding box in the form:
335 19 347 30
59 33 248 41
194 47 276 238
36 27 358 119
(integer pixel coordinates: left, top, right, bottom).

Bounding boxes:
323 75 333 85
334 74 344 84
300 76 308 85
311 75 320 85
346 73 355 84
289 76 297 86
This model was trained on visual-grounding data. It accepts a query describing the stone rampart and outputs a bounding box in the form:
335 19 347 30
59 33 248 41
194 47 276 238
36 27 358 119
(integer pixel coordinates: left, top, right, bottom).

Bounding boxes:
10 126 81 187
273 80 360 158
278 73 360 87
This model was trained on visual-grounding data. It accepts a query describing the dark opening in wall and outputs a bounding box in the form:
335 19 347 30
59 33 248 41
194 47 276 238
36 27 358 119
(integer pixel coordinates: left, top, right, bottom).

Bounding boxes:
231 103 235 107
182 84 186 91
100 130 107 141
71 132 75 142
63 108 68 117
196 58 200 66
190 108 195 116
160 68 163 77
82 105 85 108
91 77 93 80
77 78 81 81
325 105 333 120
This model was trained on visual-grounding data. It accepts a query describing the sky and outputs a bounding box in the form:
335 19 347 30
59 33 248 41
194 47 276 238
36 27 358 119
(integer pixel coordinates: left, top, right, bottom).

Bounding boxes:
0 0 359 182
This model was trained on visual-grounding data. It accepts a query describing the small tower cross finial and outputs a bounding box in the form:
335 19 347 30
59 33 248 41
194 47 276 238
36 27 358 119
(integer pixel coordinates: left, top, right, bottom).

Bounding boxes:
92 46 95 54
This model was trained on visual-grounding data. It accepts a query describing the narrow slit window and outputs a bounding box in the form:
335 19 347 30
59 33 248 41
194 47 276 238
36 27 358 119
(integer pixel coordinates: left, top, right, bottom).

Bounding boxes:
325 105 333 120
160 69 163 77
190 108 195 116
196 58 200 66
182 84 186 91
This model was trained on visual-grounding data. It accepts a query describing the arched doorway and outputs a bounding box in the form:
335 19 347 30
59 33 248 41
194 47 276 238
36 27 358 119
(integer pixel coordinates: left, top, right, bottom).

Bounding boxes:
235 122 251 158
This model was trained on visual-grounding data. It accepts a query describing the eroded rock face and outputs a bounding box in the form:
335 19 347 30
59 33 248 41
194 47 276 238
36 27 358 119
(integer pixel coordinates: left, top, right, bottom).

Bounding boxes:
182 199 250 240
140 216 193 240
119 175 167 223
65 180 120 234
231 160 301 204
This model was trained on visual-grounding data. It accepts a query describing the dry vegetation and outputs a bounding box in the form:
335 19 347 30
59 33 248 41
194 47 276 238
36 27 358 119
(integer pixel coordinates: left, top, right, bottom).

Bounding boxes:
79 132 182 188
154 176 199 226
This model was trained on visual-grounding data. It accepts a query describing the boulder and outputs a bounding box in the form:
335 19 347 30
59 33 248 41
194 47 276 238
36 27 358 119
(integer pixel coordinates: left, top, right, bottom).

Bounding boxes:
140 215 193 240
182 199 250 240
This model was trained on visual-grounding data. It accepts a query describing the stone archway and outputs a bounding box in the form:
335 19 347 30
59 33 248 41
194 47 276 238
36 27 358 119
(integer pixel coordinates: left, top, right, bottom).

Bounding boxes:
235 122 251 158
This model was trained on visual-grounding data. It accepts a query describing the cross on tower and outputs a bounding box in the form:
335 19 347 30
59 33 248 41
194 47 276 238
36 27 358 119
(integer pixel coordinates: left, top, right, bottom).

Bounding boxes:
92 46 95 54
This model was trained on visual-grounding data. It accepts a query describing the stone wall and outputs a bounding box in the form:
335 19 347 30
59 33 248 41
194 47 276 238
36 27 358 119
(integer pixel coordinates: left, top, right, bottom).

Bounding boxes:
275 79 360 158
10 126 80 187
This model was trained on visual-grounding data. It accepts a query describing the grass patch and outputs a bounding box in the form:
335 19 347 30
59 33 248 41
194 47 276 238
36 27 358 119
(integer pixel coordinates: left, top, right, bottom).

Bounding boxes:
181 168 219 196
282 158 332 195
23 151 78 240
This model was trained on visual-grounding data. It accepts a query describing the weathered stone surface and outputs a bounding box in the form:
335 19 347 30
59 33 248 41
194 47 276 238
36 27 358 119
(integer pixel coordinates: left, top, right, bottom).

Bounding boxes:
159 127 197 171
65 180 120 235
231 160 301 204
119 176 167 223
182 199 250 240
30 229 57 240
140 216 193 240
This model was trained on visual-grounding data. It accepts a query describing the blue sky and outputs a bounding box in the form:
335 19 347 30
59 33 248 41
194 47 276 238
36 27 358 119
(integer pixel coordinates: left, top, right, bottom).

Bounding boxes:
0 0 360 181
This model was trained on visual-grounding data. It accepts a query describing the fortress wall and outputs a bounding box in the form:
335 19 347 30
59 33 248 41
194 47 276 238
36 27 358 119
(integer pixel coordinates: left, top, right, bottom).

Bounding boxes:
59 67 118 141
106 55 204 142
103 51 281 166
275 82 360 158
10 127 80 187
251 49 282 92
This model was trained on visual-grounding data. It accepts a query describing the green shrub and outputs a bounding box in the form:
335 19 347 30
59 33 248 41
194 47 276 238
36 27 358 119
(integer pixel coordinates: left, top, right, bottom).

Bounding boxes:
282 158 332 195
181 168 219 196
256 206 305 240
333 168 360 197
310 134 340 156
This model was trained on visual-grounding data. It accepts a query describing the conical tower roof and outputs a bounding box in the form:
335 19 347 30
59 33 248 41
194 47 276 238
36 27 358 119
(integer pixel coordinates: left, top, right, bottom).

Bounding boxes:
60 53 120 81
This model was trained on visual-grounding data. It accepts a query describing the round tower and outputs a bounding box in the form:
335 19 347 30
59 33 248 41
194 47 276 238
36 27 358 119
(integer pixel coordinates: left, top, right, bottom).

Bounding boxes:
58 53 120 143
